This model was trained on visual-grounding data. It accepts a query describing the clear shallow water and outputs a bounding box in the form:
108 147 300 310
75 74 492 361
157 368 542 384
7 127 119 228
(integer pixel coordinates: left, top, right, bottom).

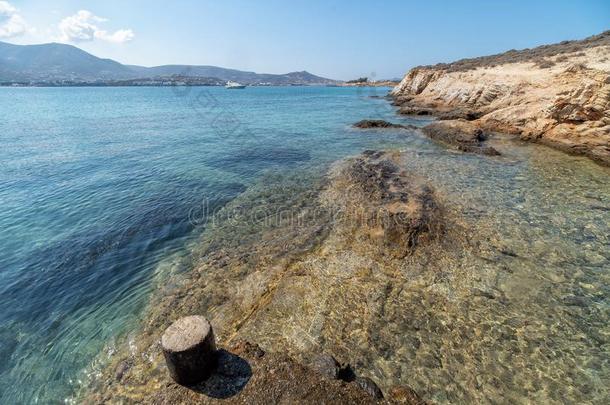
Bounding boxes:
0 86 405 403
1 86 609 404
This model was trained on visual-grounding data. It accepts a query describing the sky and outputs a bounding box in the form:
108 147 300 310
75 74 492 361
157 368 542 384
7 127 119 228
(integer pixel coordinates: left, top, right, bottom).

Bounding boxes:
1 0 609 80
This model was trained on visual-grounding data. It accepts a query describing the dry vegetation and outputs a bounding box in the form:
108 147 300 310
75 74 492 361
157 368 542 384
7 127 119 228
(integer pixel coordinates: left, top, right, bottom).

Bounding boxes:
424 30 610 72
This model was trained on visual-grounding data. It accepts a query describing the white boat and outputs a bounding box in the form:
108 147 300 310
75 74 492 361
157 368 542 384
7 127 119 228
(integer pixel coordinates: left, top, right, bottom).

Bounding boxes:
225 81 246 89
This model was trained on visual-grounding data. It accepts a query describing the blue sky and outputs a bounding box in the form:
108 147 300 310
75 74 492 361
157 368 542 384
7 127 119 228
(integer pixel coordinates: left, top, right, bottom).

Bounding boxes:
2 0 609 79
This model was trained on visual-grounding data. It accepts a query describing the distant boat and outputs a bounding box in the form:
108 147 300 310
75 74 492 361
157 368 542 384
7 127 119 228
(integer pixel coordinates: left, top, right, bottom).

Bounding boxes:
225 81 246 89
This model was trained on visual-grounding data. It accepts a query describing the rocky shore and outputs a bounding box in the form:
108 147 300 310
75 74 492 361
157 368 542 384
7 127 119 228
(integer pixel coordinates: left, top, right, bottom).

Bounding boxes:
391 31 610 165
81 153 442 403
81 141 608 403
79 32 610 405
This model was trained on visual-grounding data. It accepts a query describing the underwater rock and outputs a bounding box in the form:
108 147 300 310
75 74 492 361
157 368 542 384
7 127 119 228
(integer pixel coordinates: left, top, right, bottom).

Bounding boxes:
308 353 341 379
114 360 131 382
353 119 416 130
327 150 444 257
389 386 426 404
355 376 384 399
422 119 500 155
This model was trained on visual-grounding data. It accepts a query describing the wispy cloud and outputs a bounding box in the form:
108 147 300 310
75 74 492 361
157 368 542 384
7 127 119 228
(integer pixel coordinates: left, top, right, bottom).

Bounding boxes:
58 10 134 43
0 1 28 38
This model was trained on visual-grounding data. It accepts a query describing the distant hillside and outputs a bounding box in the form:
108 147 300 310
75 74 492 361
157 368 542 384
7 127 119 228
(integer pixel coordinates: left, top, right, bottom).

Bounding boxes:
0 41 134 81
127 65 338 85
0 41 339 85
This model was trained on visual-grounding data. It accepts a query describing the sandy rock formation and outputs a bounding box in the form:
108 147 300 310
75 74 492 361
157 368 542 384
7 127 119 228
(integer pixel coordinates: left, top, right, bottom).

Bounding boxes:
391 31 610 165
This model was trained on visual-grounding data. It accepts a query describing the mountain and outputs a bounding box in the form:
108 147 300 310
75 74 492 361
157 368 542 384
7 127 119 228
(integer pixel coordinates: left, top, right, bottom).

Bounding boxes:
0 41 134 81
126 65 337 85
0 41 339 85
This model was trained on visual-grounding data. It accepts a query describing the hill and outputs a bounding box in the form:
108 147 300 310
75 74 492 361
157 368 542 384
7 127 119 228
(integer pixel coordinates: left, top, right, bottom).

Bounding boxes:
0 41 338 85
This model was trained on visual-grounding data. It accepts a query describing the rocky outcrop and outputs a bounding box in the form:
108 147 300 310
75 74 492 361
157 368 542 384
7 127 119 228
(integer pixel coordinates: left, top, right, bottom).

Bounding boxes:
422 120 500 155
80 156 439 404
91 340 424 404
328 150 444 257
391 31 610 165
353 119 416 130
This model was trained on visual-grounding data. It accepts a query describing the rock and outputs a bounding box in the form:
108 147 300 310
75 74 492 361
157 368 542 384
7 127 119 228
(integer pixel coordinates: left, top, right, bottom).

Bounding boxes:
389 34 610 166
398 106 434 116
309 353 341 379
355 376 384 399
422 120 501 156
142 340 426 404
114 360 130 382
353 119 416 130
388 386 426 404
397 103 483 121
328 151 444 257
436 108 484 121
562 295 589 307
161 315 218 385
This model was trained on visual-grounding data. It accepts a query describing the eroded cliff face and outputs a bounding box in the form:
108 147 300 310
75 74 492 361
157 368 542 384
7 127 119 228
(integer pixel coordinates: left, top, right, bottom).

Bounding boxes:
391 38 610 165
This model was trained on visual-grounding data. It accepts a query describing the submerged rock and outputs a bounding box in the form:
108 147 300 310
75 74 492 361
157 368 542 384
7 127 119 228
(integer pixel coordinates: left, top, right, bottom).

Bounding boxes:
308 353 341 379
355 376 384 399
422 119 500 155
114 360 131 382
326 150 444 257
353 119 416 130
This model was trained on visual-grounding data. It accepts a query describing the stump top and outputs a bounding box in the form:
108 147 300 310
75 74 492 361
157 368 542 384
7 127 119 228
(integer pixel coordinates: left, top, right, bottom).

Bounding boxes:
162 316 212 352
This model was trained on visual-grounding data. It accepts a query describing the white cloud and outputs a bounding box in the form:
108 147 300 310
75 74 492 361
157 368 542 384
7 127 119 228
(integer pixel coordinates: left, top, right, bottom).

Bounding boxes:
58 10 134 43
0 1 28 38
95 28 135 43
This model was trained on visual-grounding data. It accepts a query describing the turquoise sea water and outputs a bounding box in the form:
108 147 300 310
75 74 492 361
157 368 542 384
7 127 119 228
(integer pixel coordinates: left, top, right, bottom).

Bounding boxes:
0 86 407 403
0 86 608 403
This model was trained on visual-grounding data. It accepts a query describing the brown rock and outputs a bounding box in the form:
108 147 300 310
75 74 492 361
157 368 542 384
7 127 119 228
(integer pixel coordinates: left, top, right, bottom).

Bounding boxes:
328 151 444 257
355 376 384 399
308 353 341 379
148 340 423 404
353 119 416 130
389 386 427 404
422 120 501 156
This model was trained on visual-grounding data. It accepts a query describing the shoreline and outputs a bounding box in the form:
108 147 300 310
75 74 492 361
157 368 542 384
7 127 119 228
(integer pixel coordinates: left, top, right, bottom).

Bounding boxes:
76 34 610 402
79 113 609 402
389 31 610 166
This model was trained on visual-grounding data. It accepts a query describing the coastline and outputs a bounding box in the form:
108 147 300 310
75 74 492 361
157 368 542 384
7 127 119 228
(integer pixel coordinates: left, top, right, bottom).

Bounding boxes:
80 119 610 403
76 33 610 403
390 31 610 166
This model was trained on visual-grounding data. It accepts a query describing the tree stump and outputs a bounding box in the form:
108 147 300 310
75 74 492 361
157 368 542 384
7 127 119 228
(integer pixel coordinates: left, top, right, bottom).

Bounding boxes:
161 315 217 385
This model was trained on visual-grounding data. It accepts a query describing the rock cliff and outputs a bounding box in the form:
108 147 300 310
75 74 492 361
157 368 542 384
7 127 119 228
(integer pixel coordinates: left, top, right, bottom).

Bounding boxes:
391 31 610 165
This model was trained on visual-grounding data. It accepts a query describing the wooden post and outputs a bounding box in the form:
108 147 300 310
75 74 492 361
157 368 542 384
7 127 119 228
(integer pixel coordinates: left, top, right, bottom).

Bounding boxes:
161 315 217 385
